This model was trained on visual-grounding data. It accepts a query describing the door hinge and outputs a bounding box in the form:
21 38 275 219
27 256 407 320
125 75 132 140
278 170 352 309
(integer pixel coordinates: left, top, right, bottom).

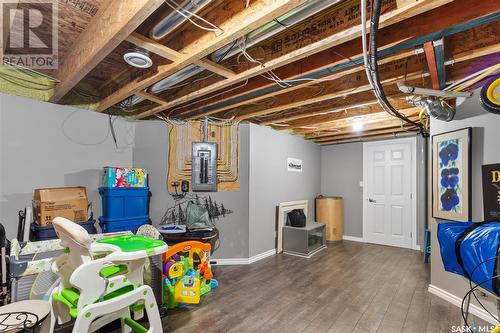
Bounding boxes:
410 232 413 238
410 193 413 199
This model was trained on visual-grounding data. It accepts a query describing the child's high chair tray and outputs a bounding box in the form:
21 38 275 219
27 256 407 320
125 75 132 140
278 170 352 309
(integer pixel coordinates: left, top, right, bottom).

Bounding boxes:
94 235 167 260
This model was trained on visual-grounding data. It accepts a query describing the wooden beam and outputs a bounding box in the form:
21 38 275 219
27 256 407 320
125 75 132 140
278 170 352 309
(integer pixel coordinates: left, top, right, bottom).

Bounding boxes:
223 42 497 122
126 32 237 78
303 108 421 139
126 32 181 61
134 0 452 119
260 92 410 127
285 97 412 132
423 41 441 89
233 70 423 121
313 119 420 143
318 128 417 145
49 0 164 103
97 0 308 112
191 50 416 121
168 0 499 120
136 90 168 105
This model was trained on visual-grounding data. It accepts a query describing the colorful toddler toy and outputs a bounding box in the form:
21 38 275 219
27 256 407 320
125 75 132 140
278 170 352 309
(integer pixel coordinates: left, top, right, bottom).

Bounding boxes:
162 241 217 309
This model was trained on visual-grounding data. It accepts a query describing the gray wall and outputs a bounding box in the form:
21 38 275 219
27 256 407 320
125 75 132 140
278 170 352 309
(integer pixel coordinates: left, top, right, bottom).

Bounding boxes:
430 91 500 314
320 142 364 238
0 93 134 238
248 124 321 256
133 121 250 259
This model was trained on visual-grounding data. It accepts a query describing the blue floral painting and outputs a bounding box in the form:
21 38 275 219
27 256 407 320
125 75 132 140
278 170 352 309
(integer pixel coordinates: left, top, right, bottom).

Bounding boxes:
438 139 462 213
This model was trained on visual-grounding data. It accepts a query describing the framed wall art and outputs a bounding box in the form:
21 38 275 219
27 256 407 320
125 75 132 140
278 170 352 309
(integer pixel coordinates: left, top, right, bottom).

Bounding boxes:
432 127 472 221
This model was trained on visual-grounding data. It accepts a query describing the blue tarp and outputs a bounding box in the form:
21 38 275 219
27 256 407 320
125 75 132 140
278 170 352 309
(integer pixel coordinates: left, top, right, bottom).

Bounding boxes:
438 221 500 295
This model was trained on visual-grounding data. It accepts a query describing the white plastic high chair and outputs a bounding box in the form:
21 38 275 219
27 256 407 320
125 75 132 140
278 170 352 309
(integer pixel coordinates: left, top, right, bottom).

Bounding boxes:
48 217 167 333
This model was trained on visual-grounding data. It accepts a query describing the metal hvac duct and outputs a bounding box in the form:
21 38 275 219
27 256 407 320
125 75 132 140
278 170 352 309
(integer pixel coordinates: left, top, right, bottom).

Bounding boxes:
408 97 456 122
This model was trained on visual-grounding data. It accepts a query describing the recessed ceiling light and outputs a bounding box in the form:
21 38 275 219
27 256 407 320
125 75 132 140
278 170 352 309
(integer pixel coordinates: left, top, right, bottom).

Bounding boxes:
123 49 153 69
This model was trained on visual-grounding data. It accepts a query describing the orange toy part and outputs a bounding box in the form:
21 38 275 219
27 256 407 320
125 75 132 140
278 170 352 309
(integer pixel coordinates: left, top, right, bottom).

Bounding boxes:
163 241 211 263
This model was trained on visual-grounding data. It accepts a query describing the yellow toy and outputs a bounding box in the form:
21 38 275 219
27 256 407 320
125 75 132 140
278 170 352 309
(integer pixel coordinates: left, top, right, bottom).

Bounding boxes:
162 241 217 309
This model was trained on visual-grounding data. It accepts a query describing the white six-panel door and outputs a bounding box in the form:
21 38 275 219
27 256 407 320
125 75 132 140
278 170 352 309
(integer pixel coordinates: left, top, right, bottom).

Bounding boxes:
363 138 415 249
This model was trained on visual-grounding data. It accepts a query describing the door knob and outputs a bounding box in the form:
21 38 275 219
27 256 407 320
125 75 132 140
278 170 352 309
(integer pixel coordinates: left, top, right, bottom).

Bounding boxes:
368 198 377 203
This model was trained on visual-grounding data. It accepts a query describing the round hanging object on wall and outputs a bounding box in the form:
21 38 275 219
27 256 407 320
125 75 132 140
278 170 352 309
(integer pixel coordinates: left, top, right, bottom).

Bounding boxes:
123 49 153 69
480 75 500 114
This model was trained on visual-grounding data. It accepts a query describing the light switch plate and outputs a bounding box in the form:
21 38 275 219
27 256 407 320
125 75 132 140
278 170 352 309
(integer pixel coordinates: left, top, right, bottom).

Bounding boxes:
359 181 363 187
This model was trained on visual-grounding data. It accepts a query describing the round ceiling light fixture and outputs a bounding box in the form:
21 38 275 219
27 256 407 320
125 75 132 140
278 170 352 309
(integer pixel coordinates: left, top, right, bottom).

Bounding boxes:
123 49 153 69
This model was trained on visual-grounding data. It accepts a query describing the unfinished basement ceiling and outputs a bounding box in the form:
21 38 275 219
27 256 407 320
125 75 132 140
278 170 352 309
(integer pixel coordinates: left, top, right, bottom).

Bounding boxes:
2 0 499 144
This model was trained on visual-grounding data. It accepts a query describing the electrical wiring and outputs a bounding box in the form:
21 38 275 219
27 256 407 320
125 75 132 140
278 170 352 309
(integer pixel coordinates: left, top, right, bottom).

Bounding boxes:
167 78 249 116
444 66 496 92
466 256 500 324
164 0 223 34
461 270 500 330
364 0 427 136
451 64 500 92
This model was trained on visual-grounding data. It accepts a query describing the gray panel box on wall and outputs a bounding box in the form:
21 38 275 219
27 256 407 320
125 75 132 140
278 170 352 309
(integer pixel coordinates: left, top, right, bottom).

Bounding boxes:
192 142 217 192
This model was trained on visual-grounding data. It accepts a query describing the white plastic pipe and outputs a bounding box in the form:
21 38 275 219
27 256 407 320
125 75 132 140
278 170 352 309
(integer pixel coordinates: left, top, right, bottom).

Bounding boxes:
397 83 472 98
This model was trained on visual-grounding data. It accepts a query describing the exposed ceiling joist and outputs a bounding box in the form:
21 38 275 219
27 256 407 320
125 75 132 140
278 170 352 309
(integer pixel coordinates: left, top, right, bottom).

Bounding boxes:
166 0 499 121
314 119 420 143
234 71 423 121
134 0 453 119
318 127 418 145
231 41 497 121
97 0 308 112
126 32 237 78
189 50 416 121
304 108 421 139
136 90 168 106
49 0 165 103
283 97 412 131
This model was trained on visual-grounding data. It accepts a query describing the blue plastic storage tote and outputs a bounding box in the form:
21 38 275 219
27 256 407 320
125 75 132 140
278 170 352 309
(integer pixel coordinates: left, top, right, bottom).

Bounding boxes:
31 220 97 241
99 216 150 233
99 187 150 219
438 221 500 296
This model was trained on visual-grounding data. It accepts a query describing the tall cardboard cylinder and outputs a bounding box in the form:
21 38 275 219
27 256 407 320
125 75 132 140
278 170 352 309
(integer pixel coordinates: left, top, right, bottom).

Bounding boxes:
315 196 344 241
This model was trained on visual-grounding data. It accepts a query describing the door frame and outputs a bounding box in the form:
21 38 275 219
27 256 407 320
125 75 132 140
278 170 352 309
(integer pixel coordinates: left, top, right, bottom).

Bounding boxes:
362 137 418 250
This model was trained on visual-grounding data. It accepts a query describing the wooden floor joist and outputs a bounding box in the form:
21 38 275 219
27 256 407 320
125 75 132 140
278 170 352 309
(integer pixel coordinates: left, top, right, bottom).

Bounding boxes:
96 0 308 113
314 120 421 143
285 97 412 132
304 108 421 139
162 0 498 121
49 0 165 103
231 41 497 122
126 32 237 78
134 0 453 119
318 127 418 145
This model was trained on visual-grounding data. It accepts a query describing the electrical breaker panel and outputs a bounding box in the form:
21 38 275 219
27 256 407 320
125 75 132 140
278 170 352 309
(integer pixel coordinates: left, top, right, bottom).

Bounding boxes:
192 142 217 192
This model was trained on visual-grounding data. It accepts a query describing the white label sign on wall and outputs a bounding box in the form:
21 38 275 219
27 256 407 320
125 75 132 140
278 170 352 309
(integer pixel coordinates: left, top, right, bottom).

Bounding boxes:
287 158 303 172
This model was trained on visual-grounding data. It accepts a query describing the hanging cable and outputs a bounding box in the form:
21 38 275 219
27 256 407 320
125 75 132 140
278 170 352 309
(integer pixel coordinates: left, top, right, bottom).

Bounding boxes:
164 0 223 34
366 0 427 136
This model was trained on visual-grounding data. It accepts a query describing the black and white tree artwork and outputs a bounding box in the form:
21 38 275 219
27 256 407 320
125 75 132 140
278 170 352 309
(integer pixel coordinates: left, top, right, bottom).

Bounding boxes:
160 194 233 225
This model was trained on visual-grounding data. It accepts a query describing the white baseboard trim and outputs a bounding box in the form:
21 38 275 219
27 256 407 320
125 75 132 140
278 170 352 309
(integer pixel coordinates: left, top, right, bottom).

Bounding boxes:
428 284 497 325
342 235 364 242
212 249 276 266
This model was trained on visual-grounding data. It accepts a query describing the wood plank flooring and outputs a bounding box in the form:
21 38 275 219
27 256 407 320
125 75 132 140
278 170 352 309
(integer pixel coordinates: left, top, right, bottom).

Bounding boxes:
162 241 491 333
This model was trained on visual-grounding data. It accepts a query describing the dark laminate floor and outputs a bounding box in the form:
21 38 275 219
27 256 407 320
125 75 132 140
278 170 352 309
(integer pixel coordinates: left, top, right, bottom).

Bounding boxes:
162 241 490 333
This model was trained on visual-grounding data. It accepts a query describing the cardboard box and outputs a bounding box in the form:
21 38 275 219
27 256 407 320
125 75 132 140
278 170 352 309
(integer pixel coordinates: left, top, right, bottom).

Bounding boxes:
102 167 148 188
33 187 88 225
